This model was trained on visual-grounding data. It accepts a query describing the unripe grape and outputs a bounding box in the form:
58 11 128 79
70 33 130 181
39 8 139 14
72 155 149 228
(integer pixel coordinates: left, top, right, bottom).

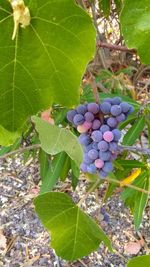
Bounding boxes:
111 97 121 105
76 104 87 114
84 112 94 122
87 164 97 174
100 125 110 133
77 121 92 133
120 102 130 113
111 105 122 116
92 119 101 130
109 142 118 151
99 151 111 161
80 163 87 172
116 113 126 122
98 141 109 152
100 102 111 114
112 129 121 141
99 170 108 178
102 161 113 172
107 117 118 128
87 103 99 114
103 131 114 142
67 109 77 122
78 134 91 146
91 131 103 142
73 114 84 126
84 153 94 164
88 149 99 160
95 159 104 168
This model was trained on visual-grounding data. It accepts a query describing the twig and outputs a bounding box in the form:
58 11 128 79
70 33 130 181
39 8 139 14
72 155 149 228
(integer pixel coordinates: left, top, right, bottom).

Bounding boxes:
106 177 150 195
0 144 41 160
88 73 100 103
119 145 150 156
77 178 100 206
97 41 136 53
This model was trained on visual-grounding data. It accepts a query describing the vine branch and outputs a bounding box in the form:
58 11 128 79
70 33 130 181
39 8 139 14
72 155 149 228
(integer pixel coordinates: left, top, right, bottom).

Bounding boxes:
0 144 41 160
97 41 136 53
119 145 150 156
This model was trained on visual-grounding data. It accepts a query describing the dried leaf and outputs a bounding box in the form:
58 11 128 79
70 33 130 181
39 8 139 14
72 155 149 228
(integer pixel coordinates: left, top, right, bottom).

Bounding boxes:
120 168 141 187
125 241 141 255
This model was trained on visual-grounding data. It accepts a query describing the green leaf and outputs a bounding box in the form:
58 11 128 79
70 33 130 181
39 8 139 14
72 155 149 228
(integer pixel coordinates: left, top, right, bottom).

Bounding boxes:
116 160 145 168
120 0 150 64
39 149 50 180
32 116 83 167
40 152 67 193
99 0 111 18
60 155 71 182
127 255 150 267
122 117 145 145
71 160 80 190
134 177 149 229
0 125 20 146
114 0 123 14
119 112 138 130
0 0 95 133
34 192 112 260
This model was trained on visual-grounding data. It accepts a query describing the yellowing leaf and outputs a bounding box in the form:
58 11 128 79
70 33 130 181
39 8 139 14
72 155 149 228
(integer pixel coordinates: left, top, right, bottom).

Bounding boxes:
120 169 141 187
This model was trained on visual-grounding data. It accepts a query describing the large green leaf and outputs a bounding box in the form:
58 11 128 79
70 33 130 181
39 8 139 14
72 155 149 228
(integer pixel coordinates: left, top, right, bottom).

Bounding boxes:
32 116 83 167
34 192 112 260
116 160 145 168
134 178 149 230
122 117 145 146
0 0 95 133
127 255 150 267
120 0 150 64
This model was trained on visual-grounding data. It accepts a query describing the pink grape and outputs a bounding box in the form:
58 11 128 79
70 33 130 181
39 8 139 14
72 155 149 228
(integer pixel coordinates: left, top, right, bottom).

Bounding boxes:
103 131 114 142
95 159 104 169
77 121 92 133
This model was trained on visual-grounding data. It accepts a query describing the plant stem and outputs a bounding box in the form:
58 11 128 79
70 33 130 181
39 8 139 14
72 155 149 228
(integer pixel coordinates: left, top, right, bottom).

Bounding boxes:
106 177 150 195
88 73 100 104
0 144 41 160
97 41 136 53
119 145 150 156
77 178 100 206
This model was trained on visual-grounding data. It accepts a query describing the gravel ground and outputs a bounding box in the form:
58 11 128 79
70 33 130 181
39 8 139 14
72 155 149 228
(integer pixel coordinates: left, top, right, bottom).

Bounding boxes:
0 156 149 267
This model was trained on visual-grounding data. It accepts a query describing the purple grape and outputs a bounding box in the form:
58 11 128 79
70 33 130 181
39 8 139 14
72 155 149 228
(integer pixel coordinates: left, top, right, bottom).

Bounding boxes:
91 131 103 142
84 153 94 164
126 106 134 115
87 103 99 114
100 125 110 133
116 113 126 122
110 105 122 116
102 161 113 172
87 164 97 174
67 109 77 122
78 134 91 146
95 159 104 168
111 97 121 105
84 112 94 122
107 117 118 128
100 102 111 114
99 151 111 161
84 143 93 152
98 141 109 152
103 98 112 104
76 104 87 114
112 129 121 141
120 102 130 113
92 142 98 150
109 142 118 151
103 131 114 142
88 149 99 160
73 114 84 126
99 170 108 178
92 119 101 130
80 163 87 172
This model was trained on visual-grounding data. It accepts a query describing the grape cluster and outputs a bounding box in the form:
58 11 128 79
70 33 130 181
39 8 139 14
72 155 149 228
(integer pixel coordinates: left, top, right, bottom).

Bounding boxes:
67 97 134 178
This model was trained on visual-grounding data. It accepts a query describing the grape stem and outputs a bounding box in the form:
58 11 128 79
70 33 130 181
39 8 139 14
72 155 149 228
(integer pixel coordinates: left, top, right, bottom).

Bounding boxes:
87 73 100 104
119 145 150 156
